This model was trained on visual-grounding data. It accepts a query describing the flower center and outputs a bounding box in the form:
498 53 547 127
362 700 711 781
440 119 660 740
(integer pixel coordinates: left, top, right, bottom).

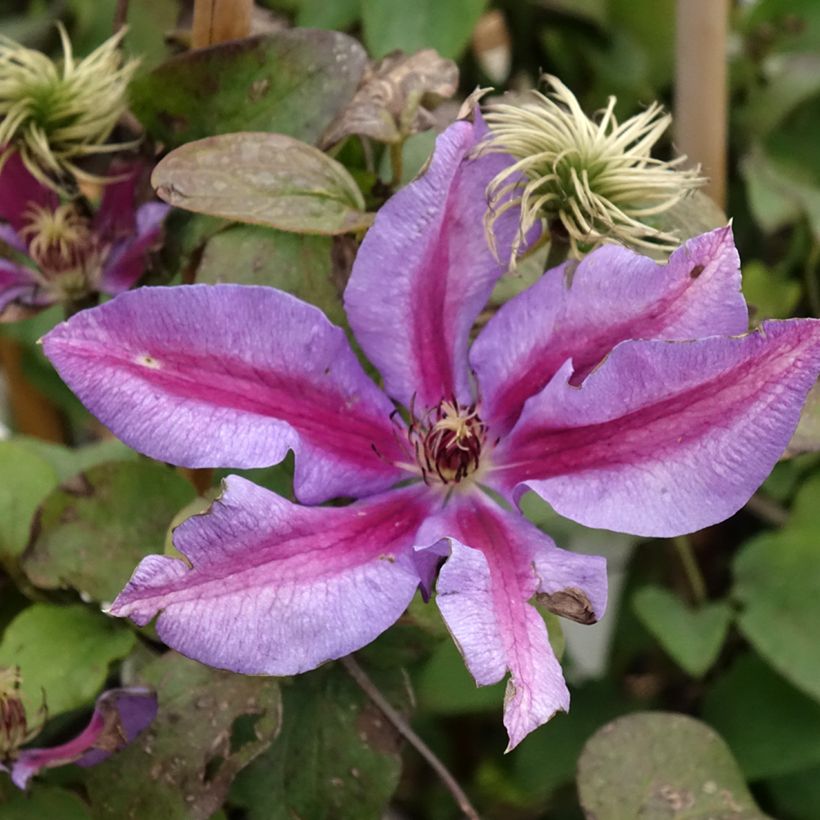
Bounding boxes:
21 202 106 294
408 399 487 486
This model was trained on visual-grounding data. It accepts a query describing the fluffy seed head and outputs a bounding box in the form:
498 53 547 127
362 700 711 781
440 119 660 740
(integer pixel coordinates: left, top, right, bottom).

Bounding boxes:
482 75 704 260
0 24 139 193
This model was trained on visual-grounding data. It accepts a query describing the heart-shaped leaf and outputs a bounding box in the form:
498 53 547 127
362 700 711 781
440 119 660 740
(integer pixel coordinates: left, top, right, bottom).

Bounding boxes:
632 585 732 677
152 133 371 235
0 604 135 716
130 29 367 148
577 712 768 819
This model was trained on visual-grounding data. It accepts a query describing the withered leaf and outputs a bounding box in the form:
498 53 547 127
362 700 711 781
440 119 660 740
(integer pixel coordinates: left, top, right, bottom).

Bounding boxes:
321 49 458 148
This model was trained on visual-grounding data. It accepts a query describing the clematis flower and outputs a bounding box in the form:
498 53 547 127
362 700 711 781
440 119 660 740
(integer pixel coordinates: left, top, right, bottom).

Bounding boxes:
42 114 820 749
482 75 704 260
0 667 156 790
0 151 168 320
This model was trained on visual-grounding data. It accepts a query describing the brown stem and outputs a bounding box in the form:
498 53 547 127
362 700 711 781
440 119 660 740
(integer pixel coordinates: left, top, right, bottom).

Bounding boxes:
0 336 64 442
192 0 253 49
113 0 129 32
341 656 481 820
746 492 789 528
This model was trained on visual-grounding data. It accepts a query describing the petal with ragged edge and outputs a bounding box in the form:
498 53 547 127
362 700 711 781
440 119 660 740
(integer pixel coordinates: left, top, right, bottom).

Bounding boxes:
473 226 747 434
100 203 170 294
8 688 156 790
421 493 607 750
490 319 820 537
43 285 408 504
344 116 522 409
109 478 435 675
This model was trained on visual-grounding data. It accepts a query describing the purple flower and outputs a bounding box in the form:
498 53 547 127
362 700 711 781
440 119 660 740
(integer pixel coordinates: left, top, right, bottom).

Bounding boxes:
0 671 156 789
0 151 169 320
42 115 820 749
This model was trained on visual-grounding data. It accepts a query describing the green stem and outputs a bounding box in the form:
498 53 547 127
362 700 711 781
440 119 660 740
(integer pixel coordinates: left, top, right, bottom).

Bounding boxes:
673 536 707 605
544 224 570 271
388 141 404 189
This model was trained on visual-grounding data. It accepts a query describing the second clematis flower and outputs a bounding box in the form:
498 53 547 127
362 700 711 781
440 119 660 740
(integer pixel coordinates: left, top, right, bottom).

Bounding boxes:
0 151 169 320
43 113 820 749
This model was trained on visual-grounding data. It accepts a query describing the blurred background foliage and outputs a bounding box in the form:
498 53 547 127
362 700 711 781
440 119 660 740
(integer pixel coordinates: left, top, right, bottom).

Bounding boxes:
0 0 819 818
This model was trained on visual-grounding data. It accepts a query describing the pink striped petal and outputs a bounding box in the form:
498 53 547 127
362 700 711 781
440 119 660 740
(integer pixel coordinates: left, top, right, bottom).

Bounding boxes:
100 203 170 294
109 478 435 674
9 688 156 790
422 493 607 750
473 226 747 434
43 285 408 504
491 319 820 537
344 116 522 409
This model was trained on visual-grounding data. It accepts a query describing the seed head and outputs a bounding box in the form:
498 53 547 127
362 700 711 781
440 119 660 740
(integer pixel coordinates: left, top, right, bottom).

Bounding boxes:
0 24 139 193
482 75 704 261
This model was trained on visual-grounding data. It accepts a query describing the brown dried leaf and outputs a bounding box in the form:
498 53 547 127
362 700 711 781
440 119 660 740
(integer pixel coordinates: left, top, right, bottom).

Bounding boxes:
321 49 458 148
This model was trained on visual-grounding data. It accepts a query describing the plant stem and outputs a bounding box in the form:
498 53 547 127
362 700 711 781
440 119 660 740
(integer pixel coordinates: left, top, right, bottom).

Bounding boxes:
341 656 481 820
544 234 569 271
113 0 129 32
746 492 789 528
672 536 707 605
389 142 404 189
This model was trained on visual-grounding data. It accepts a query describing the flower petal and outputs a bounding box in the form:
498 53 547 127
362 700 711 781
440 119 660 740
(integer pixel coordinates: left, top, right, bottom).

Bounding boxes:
92 163 142 240
9 688 156 790
491 319 820 536
110 477 435 674
100 203 170 294
422 493 607 750
43 285 408 503
0 151 57 234
344 116 522 409
473 226 747 434
0 261 41 319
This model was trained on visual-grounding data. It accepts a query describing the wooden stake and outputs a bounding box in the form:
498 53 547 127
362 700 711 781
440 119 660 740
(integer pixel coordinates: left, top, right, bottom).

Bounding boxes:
192 0 254 49
674 0 730 209
0 337 64 442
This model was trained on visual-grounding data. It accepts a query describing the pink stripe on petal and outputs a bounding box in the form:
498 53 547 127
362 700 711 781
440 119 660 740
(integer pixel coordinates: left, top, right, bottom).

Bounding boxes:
491 319 820 536
344 117 522 409
473 226 747 434
43 285 408 504
109 478 436 675
100 203 170 294
423 494 607 750
10 688 156 790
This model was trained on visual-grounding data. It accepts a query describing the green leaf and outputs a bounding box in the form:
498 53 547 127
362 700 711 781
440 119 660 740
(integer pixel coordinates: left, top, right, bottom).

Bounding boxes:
231 663 405 820
152 133 370 235
83 652 281 820
632 585 732 678
577 713 768 819
733 528 820 703
765 763 820 820
22 461 196 603
130 29 367 148
0 785 91 820
196 225 344 325
0 604 135 716
361 0 488 60
742 260 802 320
14 437 138 482
510 681 639 802
295 0 360 30
0 440 58 564
703 654 820 779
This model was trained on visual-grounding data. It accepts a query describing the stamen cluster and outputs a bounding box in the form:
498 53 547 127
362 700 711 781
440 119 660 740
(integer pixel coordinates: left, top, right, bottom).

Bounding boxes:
0 24 138 192
21 203 106 295
481 75 704 260
408 399 487 485
0 668 42 760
